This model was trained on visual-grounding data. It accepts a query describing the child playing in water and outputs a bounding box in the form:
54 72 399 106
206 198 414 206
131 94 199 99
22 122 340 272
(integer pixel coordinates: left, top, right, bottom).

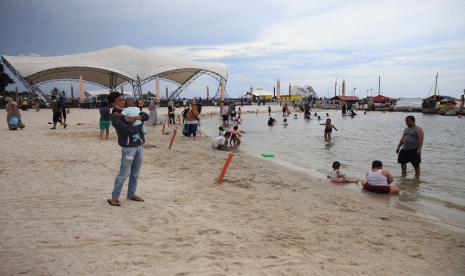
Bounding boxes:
229 125 241 148
283 118 288 126
218 126 225 136
327 161 356 183
320 118 337 140
328 161 346 183
122 98 147 143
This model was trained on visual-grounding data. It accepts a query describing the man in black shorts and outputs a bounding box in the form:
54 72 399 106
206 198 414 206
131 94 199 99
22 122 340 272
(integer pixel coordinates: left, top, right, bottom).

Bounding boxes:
50 95 67 129
396 115 424 177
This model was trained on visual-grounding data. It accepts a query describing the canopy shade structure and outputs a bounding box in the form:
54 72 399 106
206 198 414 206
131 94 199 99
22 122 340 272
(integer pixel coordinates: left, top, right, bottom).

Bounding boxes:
251 88 273 97
1 45 228 101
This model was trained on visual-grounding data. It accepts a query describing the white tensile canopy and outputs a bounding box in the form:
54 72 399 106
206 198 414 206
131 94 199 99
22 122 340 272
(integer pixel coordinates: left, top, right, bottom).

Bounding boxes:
1 45 228 88
252 88 273 97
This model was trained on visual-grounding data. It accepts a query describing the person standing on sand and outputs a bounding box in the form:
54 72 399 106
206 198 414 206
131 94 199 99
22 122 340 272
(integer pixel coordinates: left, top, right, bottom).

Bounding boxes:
168 100 176 125
396 115 424 177
107 92 149 207
99 101 111 140
185 100 200 138
59 93 67 125
50 96 67 129
148 99 158 126
138 99 145 111
34 98 40 112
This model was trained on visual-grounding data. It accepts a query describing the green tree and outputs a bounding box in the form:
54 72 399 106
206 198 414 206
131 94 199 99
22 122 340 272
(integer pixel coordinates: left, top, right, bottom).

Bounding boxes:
0 63 14 94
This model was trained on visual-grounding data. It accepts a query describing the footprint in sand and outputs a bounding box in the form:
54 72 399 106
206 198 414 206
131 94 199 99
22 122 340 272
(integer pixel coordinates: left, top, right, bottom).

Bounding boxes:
198 228 221 235
149 217 170 225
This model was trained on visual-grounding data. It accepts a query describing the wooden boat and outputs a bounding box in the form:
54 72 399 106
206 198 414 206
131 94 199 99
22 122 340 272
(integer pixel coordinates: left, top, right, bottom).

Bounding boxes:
422 73 457 115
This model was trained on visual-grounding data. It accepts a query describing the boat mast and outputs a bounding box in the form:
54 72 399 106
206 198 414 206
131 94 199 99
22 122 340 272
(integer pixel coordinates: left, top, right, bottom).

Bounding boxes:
434 72 438 96
334 78 337 97
378 75 381 96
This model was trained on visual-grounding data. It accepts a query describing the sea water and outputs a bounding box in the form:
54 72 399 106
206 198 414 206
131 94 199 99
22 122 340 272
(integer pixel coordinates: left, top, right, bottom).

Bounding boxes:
200 107 465 226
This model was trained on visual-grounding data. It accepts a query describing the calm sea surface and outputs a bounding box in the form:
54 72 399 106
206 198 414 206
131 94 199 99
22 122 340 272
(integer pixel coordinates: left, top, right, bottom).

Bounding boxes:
200 105 465 226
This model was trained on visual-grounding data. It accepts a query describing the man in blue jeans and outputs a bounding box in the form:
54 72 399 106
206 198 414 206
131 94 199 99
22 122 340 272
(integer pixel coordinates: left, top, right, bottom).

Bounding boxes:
107 92 149 207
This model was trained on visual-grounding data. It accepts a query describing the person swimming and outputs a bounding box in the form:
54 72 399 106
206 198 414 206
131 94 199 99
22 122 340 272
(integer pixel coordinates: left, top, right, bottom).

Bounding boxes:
350 110 357 118
362 160 399 194
283 118 288 126
320 118 337 140
326 113 329 117
293 114 298 119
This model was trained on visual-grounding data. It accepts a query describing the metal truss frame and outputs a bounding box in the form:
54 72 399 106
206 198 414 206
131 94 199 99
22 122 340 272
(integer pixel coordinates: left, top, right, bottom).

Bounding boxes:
1 58 228 102
167 69 226 100
1 56 48 102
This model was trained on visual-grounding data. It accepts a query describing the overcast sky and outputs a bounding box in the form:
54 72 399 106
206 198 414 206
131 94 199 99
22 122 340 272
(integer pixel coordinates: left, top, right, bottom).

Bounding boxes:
1 0 465 98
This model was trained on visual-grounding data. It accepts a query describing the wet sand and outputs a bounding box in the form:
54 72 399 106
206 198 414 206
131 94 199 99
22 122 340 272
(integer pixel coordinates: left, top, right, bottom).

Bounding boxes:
0 108 464 275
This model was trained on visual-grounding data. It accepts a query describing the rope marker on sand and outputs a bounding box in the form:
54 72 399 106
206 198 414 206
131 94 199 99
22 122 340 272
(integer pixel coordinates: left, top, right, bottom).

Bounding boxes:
162 120 167 135
217 152 234 185
168 127 177 149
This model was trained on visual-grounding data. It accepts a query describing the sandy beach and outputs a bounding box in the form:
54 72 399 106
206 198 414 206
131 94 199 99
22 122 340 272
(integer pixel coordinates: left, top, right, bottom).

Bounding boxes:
1 107 464 276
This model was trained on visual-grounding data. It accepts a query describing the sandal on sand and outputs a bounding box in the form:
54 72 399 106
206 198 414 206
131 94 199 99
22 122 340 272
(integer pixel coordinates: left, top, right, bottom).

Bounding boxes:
127 195 144 202
107 199 121 207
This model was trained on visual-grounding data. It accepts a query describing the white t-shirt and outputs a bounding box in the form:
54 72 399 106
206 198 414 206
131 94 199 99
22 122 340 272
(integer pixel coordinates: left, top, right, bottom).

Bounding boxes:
212 136 226 149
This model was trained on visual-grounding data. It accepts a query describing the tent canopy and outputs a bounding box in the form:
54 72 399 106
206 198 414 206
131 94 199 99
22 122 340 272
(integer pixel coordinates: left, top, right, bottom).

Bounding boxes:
252 88 273 97
2 45 228 88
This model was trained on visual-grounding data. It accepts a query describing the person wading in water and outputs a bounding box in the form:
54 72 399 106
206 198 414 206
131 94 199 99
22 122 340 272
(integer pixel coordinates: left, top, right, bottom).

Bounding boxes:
396 115 424 177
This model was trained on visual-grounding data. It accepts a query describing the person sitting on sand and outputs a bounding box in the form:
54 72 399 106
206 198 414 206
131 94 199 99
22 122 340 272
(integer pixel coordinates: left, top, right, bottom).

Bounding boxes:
268 117 276 126
362 160 399 194
122 98 147 143
5 97 25 130
320 118 337 140
212 131 232 150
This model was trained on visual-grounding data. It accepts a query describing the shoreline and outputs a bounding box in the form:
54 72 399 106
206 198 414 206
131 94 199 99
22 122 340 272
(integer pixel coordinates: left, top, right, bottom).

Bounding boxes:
1 109 464 275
